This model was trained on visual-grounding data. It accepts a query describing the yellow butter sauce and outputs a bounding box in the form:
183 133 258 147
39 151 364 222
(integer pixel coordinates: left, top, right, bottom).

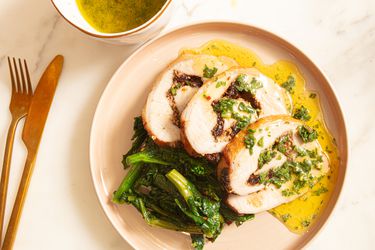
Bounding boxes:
181 40 339 234
76 0 167 33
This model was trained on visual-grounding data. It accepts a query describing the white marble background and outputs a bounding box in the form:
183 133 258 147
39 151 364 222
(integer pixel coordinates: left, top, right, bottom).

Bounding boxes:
0 0 374 249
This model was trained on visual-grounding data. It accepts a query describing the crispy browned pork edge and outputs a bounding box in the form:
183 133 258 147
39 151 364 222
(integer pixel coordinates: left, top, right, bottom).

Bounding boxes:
141 54 199 148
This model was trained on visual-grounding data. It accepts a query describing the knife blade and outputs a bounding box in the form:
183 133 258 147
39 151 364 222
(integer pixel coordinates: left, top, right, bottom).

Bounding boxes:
22 55 64 152
1 55 64 250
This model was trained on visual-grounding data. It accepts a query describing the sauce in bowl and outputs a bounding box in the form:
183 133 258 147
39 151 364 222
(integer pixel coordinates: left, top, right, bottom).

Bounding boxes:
76 0 167 33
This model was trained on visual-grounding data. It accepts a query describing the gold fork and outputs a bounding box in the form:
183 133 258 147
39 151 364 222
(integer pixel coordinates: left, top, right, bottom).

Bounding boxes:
0 58 33 244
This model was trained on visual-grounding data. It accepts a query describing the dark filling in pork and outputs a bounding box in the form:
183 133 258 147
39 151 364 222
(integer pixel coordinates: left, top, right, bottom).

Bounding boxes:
247 174 260 185
211 81 260 140
204 153 221 163
273 132 294 158
247 170 275 186
220 167 232 192
173 70 203 88
166 70 203 127
246 132 295 186
212 112 224 138
223 83 261 110
166 94 182 127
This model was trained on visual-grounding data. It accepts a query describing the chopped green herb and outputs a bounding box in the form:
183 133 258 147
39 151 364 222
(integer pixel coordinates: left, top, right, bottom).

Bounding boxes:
259 157 316 193
309 93 317 99
258 149 276 168
307 148 318 158
235 74 263 94
169 83 182 96
312 187 328 196
203 65 218 78
213 98 235 118
244 129 256 155
259 172 267 184
281 75 296 93
281 214 291 222
301 220 311 227
238 102 254 113
293 105 311 121
215 81 226 88
213 98 255 129
267 163 293 188
233 113 252 129
281 189 295 197
274 133 292 155
294 146 307 157
298 126 318 143
234 114 252 129
257 137 264 147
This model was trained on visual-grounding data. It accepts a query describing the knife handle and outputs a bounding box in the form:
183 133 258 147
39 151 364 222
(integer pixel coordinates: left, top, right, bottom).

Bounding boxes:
1 153 36 250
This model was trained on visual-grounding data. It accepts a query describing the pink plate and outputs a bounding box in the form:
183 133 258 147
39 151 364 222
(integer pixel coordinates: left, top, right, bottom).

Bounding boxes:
90 22 348 250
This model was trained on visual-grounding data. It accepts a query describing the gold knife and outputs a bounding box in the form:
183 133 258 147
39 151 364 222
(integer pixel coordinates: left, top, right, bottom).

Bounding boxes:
1 55 64 250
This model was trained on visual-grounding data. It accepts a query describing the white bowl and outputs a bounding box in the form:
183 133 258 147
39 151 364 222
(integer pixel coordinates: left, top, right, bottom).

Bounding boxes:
51 0 175 45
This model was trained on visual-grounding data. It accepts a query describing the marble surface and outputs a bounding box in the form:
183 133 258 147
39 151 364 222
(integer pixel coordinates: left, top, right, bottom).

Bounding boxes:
0 0 374 249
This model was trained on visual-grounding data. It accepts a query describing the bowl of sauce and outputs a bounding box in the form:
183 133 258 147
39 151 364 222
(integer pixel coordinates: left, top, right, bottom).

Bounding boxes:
51 0 174 44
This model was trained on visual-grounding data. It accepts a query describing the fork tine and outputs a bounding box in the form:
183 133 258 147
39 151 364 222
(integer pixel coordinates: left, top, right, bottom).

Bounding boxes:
12 58 21 93
7 57 16 93
18 59 26 94
23 60 32 95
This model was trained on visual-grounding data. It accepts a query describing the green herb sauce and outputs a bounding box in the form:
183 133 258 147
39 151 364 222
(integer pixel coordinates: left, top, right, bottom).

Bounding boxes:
281 75 296 93
203 65 218 78
235 74 263 94
298 125 318 143
76 0 167 33
293 105 311 121
213 98 255 130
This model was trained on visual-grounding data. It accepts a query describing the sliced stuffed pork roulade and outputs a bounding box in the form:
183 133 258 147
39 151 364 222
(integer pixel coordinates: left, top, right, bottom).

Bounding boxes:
180 67 291 159
142 54 238 147
217 115 329 214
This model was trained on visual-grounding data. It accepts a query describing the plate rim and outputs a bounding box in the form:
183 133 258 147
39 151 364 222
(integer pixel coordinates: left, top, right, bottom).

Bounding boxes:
89 20 348 249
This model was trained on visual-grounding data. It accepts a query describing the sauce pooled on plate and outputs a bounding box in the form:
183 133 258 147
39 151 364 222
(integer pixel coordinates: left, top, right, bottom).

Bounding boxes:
181 40 339 234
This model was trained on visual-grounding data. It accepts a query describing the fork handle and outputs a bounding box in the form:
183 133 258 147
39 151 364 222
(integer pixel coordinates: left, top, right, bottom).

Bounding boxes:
0 118 20 247
1 153 36 250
